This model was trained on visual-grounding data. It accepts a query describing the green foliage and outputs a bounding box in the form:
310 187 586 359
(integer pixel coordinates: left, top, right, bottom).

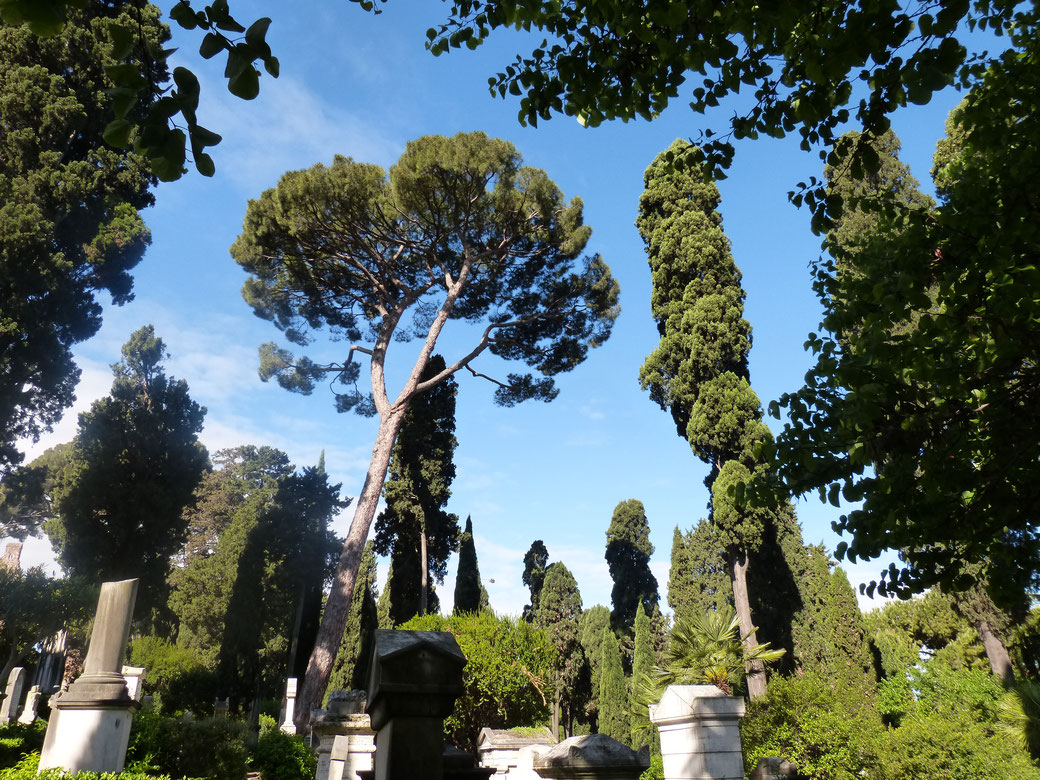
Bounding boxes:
1 752 193 780
522 540 549 621
630 603 655 751
125 712 250 780
741 672 881 780
0 567 93 686
401 613 555 752
597 626 628 744
998 679 1040 761
577 605 610 728
376 355 460 623
536 562 586 734
253 718 317 780
0 2 167 473
36 326 208 622
768 12 1040 602
168 445 344 705
454 516 487 614
127 635 207 706
604 499 659 635
426 0 996 186
0 722 45 770
328 541 379 696
639 754 663 780
668 524 731 627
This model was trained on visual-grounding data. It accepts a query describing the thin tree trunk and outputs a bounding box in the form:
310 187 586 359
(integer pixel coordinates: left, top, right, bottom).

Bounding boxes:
286 587 306 678
729 547 766 700
977 618 1015 683
296 409 405 728
419 518 429 615
552 689 561 741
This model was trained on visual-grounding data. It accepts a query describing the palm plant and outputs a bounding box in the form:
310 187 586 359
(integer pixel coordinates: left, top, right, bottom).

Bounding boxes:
631 607 784 730
998 678 1040 760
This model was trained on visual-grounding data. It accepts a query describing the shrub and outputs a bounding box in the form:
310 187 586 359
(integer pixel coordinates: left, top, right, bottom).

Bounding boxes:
126 712 250 780
0 721 45 769
400 613 555 752
741 672 881 780
0 752 195 780
253 716 316 780
128 635 222 716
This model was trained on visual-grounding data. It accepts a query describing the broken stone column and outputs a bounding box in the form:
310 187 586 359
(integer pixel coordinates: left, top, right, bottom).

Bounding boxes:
533 734 649 780
121 666 147 702
0 667 26 722
366 629 466 780
17 685 40 724
281 677 298 734
649 685 745 780
39 579 140 774
313 690 375 780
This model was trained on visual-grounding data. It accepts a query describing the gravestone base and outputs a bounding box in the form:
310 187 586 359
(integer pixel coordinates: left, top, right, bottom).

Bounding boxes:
39 703 137 773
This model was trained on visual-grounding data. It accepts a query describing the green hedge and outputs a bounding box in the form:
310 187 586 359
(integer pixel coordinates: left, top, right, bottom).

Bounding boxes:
0 753 195 780
0 721 46 770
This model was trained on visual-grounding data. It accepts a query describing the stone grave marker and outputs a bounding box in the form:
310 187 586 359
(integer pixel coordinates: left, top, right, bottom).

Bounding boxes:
0 667 26 722
17 685 40 724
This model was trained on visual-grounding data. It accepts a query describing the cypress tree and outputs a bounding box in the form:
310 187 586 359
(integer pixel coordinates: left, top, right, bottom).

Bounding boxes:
537 562 586 737
454 516 486 614
598 626 629 743
522 540 550 622
377 564 394 629
669 522 733 626
374 355 460 623
327 541 379 696
579 605 611 730
605 499 659 636
638 139 794 699
630 603 655 750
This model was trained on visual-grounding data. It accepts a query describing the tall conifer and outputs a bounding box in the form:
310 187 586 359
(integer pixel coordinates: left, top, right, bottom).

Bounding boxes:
605 499 659 637
630 603 655 749
454 516 486 613
328 541 379 695
638 140 793 699
598 626 629 743
537 562 586 737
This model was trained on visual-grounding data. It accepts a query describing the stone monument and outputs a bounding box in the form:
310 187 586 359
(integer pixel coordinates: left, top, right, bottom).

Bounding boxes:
39 579 140 774
366 629 467 780
121 666 147 702
649 685 745 780
0 667 26 722
313 690 375 780
281 677 298 734
477 727 556 780
17 685 40 724
532 734 649 780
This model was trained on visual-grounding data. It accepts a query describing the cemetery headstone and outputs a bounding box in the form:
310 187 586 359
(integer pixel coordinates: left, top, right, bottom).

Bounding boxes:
17 685 40 724
478 727 556 780
39 579 140 774
0 667 26 722
365 629 466 780
648 685 745 780
532 734 649 780
313 690 375 780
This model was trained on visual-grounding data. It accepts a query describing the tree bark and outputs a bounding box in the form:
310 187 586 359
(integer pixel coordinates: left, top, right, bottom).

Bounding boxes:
977 618 1015 683
296 409 405 727
729 547 766 700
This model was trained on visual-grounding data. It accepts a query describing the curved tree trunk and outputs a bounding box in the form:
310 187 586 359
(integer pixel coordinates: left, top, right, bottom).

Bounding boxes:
977 618 1015 683
419 518 429 615
729 547 766 700
296 408 405 727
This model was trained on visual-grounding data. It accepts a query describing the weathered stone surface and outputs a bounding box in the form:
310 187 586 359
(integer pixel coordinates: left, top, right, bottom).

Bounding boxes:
533 734 649 780
39 579 140 774
0 667 26 722
478 727 555 780
366 631 466 780
649 685 745 780
17 685 40 724
750 757 801 780
121 666 146 702
281 677 298 734
313 699 375 780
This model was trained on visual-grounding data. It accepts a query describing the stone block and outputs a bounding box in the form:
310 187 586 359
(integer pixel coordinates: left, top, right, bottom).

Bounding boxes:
0 667 26 722
649 685 745 780
533 734 649 780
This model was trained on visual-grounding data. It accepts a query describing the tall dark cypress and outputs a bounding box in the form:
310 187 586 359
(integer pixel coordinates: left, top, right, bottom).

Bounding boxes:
454 516 486 614
605 499 659 637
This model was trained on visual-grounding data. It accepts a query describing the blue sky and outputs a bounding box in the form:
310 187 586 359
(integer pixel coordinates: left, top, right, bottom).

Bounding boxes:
11 0 969 616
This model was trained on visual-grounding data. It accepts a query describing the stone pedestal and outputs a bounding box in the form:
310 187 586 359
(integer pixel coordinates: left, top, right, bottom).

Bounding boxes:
39 579 140 774
0 667 26 722
649 685 745 780
478 728 555 780
313 691 375 780
366 630 466 780
121 666 146 702
17 685 40 724
533 734 648 780
281 677 298 734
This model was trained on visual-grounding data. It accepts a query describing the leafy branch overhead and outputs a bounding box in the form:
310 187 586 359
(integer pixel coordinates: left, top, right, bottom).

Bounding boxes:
1 0 278 180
